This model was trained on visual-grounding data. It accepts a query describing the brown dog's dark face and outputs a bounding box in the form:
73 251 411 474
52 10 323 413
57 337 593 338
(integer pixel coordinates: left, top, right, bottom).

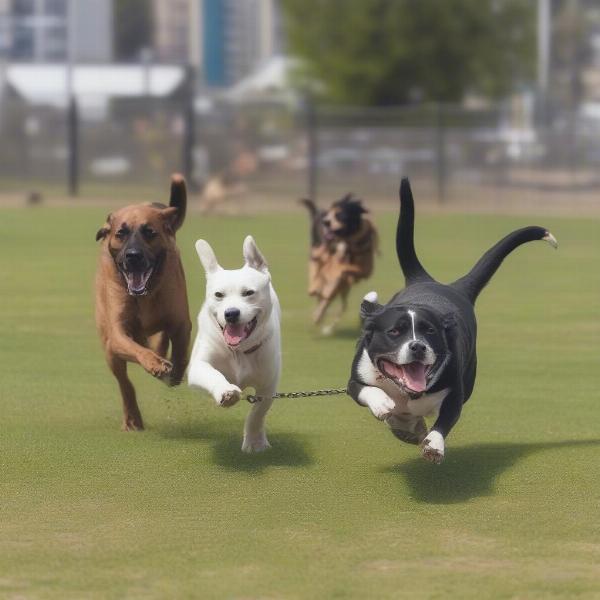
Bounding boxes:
322 194 367 242
96 205 178 296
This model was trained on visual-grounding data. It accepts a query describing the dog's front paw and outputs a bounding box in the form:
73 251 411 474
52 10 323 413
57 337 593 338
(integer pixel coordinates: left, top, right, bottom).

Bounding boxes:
364 391 395 420
241 432 271 453
421 431 445 464
144 353 173 379
215 385 242 408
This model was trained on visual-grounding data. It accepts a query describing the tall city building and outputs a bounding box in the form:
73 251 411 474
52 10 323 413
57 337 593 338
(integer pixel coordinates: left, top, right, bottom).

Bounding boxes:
152 0 192 63
3 0 112 63
201 0 283 87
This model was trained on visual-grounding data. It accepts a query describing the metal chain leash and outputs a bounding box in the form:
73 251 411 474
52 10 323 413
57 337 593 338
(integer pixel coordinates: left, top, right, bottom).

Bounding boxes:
246 387 347 404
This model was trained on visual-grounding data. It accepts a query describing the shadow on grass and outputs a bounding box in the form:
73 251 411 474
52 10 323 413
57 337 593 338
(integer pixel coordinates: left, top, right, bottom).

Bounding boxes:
383 439 600 505
330 325 362 340
158 417 313 473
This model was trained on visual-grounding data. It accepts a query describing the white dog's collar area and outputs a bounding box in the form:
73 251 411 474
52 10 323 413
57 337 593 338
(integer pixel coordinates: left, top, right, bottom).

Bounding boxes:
243 342 263 355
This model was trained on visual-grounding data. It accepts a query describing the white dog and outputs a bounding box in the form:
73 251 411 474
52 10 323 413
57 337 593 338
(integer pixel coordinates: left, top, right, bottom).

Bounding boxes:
188 236 281 452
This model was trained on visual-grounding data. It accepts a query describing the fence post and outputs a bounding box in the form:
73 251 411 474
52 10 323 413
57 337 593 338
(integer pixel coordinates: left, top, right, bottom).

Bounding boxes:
435 103 446 203
182 66 196 190
304 92 318 200
67 95 79 197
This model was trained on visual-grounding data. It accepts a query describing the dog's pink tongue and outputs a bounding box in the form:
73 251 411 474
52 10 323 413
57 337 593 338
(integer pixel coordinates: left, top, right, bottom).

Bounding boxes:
224 323 245 346
127 271 147 293
402 362 427 392
131 272 144 289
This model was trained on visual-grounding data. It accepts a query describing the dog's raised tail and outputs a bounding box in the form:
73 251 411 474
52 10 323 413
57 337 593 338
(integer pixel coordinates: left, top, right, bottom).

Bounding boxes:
451 227 558 303
169 173 187 231
397 178 433 285
299 198 322 247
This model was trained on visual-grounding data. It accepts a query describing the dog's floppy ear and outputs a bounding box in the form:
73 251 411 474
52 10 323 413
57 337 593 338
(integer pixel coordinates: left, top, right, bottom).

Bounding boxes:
95 213 112 241
195 239 221 274
243 235 268 273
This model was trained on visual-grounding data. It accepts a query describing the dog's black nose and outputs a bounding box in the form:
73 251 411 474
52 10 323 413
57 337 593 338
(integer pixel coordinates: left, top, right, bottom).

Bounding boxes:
409 340 427 355
224 308 241 323
125 248 144 265
322 218 331 227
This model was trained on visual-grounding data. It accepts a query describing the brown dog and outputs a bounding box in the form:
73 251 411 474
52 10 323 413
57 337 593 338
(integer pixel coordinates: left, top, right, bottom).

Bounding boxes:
95 174 191 431
301 194 378 331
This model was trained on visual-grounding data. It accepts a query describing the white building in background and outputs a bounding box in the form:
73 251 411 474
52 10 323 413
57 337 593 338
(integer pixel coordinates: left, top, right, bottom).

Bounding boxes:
2 0 112 63
148 0 285 88
152 0 193 64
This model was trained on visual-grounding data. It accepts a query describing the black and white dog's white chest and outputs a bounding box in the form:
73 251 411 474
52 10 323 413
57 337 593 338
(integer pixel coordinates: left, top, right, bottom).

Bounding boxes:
356 349 448 418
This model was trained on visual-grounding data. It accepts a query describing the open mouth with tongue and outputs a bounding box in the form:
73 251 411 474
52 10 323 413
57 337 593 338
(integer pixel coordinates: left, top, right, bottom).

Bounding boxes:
121 268 154 296
378 358 431 394
222 317 257 347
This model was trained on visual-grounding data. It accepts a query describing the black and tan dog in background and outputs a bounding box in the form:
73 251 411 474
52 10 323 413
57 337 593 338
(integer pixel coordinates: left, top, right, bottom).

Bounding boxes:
95 174 191 431
301 194 378 332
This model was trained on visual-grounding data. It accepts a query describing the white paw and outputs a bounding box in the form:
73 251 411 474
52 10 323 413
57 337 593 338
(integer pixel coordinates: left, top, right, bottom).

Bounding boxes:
215 384 242 407
363 291 378 303
241 432 271 453
361 388 395 420
421 430 445 464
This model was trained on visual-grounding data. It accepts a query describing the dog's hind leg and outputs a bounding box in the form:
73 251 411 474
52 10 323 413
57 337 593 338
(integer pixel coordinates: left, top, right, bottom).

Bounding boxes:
242 394 274 453
312 296 331 325
321 284 349 335
107 354 144 431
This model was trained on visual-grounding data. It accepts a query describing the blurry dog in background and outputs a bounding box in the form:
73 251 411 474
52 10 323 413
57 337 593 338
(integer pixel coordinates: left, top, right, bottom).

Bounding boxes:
301 194 378 333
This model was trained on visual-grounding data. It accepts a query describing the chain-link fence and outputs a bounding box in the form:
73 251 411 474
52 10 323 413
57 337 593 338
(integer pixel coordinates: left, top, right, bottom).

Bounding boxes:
1 93 600 212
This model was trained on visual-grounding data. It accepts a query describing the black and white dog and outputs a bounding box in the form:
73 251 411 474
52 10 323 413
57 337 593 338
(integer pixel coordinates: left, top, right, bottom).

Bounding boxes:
348 179 557 463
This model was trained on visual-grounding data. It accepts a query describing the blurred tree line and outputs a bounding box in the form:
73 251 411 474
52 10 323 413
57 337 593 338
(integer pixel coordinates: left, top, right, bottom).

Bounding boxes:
281 0 535 106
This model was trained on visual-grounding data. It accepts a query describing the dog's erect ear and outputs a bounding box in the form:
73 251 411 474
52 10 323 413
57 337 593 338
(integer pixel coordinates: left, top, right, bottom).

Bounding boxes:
95 213 112 241
360 299 383 320
243 235 268 273
160 206 179 234
195 239 221 274
360 291 383 320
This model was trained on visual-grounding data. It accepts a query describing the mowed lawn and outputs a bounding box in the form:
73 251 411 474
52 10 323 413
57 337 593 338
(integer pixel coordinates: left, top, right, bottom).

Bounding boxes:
0 204 599 600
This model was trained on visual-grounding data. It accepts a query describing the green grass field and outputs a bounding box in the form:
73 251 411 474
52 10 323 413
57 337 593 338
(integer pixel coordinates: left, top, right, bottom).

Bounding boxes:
1 205 599 599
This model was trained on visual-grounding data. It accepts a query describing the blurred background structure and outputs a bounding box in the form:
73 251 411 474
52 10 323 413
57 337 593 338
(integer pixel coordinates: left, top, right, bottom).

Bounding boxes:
0 0 599 213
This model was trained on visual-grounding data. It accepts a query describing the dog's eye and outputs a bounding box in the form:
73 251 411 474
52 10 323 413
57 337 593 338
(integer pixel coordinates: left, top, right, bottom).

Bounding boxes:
214 292 225 299
142 227 157 239
242 290 255 297
426 327 436 335
115 228 129 239
388 328 401 336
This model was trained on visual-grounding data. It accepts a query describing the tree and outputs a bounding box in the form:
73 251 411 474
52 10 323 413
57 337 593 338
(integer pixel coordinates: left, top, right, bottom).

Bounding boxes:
114 0 154 62
281 0 535 105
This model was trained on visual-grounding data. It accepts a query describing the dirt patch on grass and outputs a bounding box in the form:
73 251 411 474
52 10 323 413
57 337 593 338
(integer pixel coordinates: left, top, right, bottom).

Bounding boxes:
363 556 514 574
362 555 600 581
